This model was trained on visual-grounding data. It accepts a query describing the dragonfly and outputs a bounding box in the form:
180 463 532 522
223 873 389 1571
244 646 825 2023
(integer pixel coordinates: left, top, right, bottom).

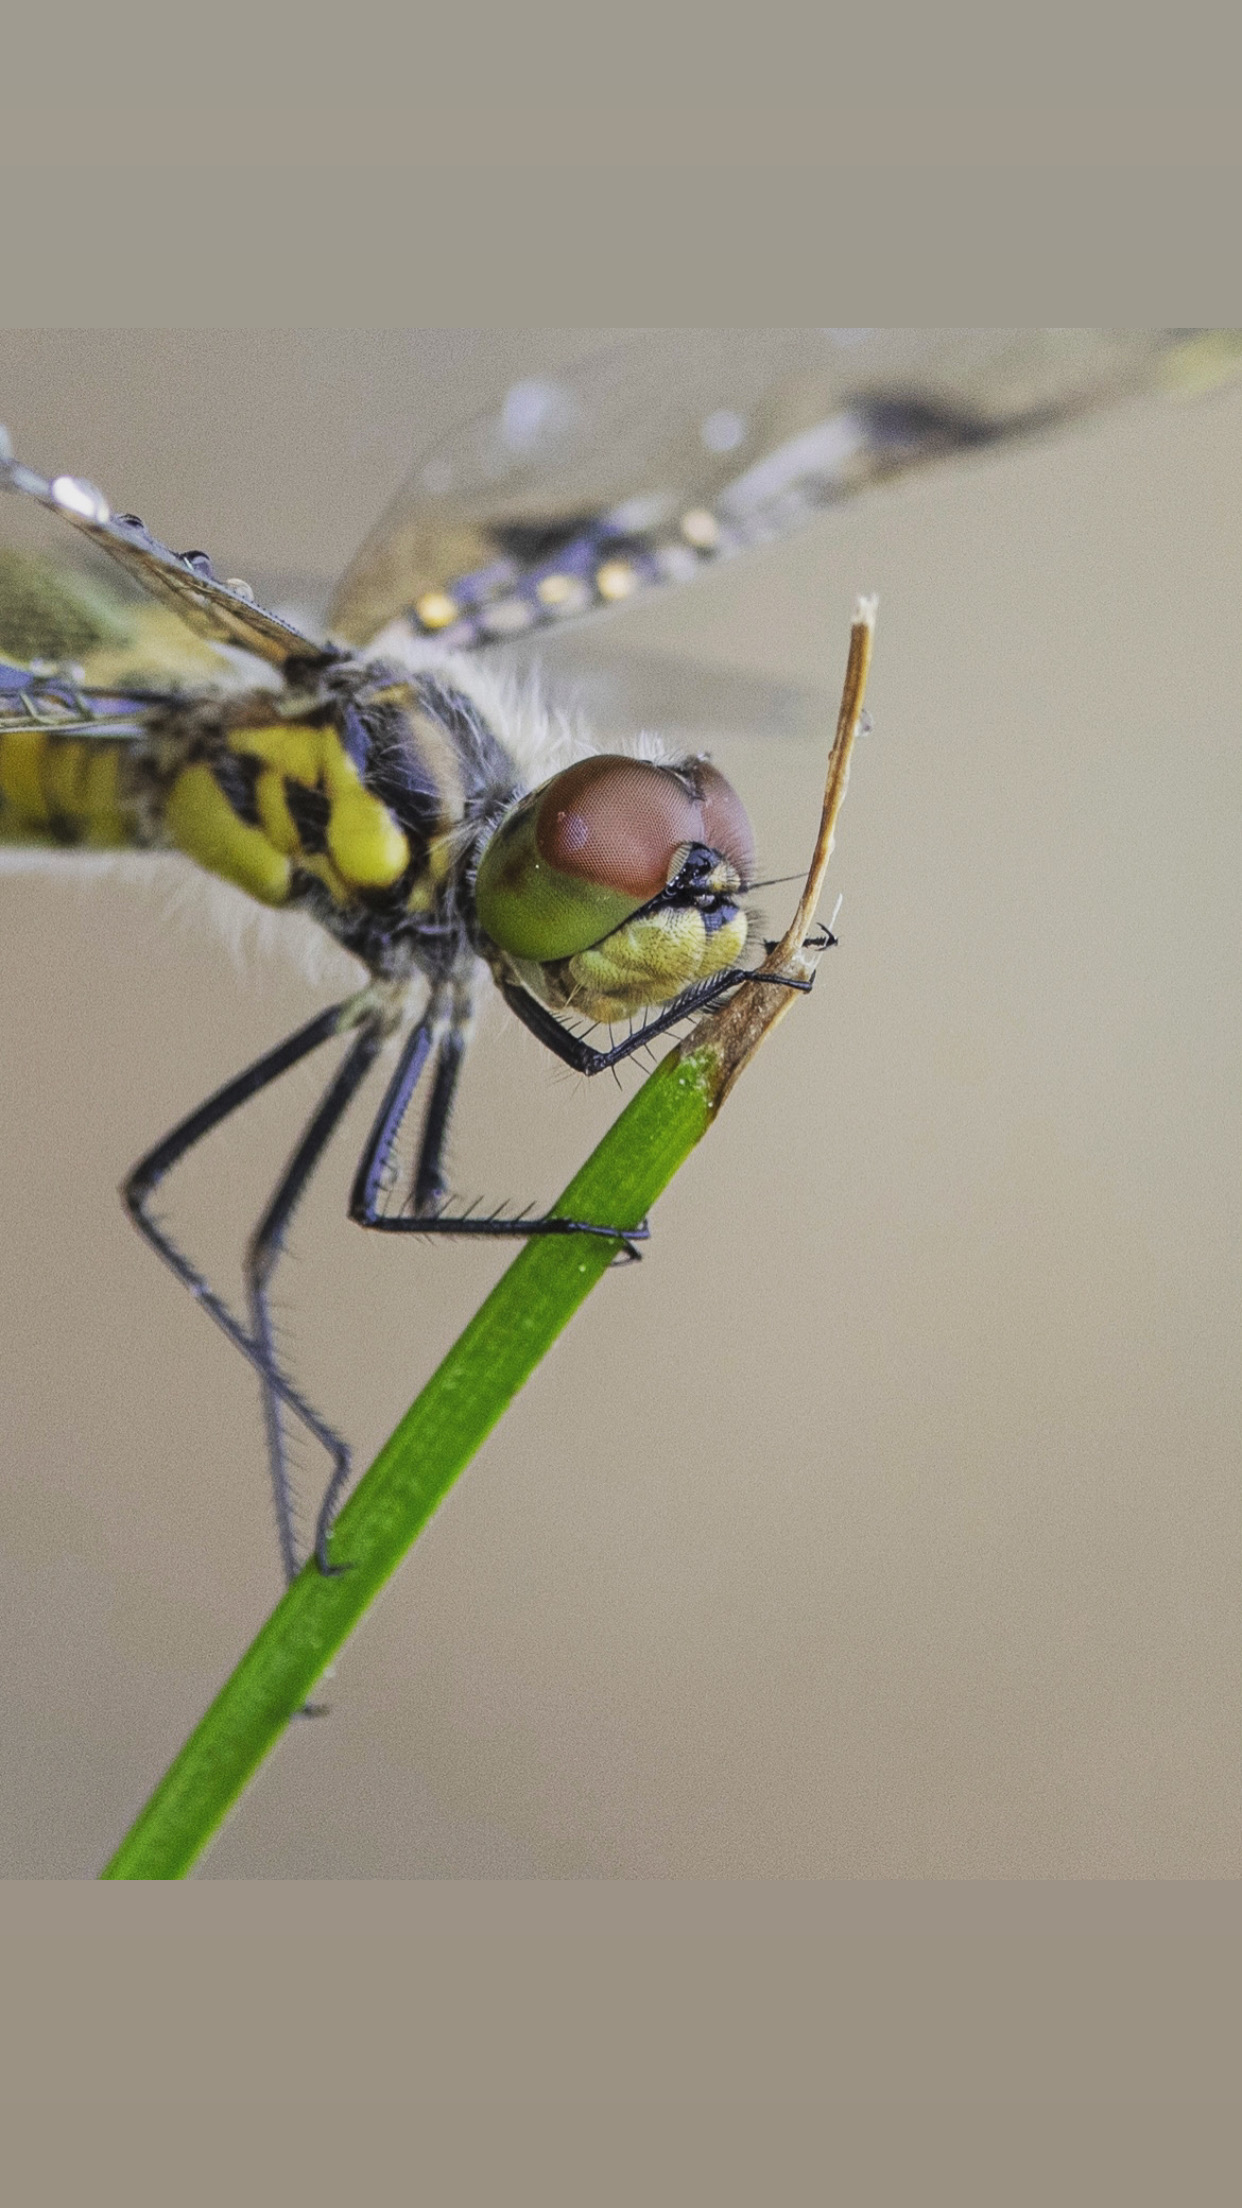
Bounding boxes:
1 328 1235 1591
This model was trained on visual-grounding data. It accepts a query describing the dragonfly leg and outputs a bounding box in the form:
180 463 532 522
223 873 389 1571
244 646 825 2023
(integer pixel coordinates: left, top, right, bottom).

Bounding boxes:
764 927 837 955
122 997 382 1586
405 964 822 1265
350 1001 646 1231
498 961 816 1078
410 985 472 1218
348 983 650 1299
244 1019 389 1580
346 1002 440 1228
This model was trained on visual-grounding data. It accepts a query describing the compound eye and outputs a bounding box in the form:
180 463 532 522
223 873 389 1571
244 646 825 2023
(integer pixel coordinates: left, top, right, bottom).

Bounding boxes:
537 755 754 894
536 757 702 896
475 754 757 967
688 760 756 885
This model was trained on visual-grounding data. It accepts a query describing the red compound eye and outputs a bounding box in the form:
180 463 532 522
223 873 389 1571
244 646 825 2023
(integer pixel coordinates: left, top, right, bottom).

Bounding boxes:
690 760 756 884
535 756 754 896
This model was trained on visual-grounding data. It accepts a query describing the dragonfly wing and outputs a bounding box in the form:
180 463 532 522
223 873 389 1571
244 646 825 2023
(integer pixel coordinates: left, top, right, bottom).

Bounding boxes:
0 545 245 691
326 329 1242 658
0 655 159 740
0 428 324 668
500 643 830 746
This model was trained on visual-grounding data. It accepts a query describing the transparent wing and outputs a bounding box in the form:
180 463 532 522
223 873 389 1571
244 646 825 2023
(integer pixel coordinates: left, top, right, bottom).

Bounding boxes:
509 647 829 746
0 656 158 741
0 545 246 692
0 428 324 668
327 328 1242 657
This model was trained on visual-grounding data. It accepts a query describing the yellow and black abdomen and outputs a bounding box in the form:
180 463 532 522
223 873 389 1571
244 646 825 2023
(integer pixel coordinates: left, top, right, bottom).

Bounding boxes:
0 724 150 851
1 674 502 981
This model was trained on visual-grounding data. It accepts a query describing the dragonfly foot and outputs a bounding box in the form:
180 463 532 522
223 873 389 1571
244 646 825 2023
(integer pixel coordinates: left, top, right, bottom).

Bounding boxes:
546 1216 649 1260
753 957 819 991
611 1227 648 1266
314 1548 357 1581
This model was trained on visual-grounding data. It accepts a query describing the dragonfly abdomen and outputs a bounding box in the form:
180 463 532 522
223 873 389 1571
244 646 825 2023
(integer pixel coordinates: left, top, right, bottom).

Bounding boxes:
0 724 155 851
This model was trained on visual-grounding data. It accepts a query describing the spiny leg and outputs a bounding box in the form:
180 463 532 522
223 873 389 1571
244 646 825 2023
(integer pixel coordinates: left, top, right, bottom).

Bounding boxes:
347 1002 440 1230
348 964 819 1258
349 961 821 1253
350 982 647 1250
123 997 382 1586
244 1020 388 1581
410 985 471 1218
390 964 826 1258
322 965 820 1573
497 960 818 1078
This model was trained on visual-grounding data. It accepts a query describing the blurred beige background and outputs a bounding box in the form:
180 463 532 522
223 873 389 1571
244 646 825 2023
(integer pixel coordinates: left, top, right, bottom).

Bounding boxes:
0 330 1237 1879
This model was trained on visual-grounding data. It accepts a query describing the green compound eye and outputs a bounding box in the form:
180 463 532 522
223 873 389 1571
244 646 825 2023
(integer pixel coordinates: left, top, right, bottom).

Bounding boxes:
475 754 754 965
473 785 641 963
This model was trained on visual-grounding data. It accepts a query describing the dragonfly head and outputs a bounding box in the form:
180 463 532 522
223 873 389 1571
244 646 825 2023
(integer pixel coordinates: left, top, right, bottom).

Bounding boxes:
474 754 756 1023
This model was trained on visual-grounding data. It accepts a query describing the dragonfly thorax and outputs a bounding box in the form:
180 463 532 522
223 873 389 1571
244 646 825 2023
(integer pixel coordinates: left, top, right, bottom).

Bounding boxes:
156 663 523 984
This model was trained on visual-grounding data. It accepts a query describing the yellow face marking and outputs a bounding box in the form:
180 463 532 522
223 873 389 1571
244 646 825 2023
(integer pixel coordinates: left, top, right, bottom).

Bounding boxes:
564 907 749 1023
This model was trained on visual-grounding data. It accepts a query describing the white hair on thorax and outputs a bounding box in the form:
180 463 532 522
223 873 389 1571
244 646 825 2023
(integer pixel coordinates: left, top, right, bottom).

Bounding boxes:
0 844 364 994
365 621 678 784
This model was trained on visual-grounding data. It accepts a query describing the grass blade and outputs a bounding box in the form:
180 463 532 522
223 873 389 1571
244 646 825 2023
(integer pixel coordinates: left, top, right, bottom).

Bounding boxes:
100 599 875 1879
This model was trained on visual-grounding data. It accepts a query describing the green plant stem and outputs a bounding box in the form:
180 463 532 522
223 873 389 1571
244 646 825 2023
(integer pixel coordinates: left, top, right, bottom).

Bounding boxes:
101 1039 721 1879
100 601 875 1880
